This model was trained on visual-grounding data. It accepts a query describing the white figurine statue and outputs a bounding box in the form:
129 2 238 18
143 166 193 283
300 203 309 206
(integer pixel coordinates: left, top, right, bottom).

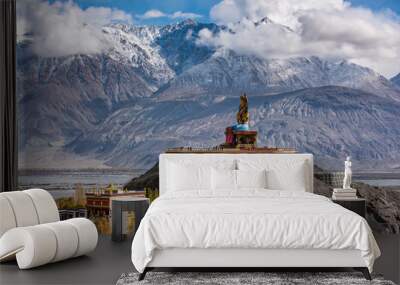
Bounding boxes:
343 156 352 189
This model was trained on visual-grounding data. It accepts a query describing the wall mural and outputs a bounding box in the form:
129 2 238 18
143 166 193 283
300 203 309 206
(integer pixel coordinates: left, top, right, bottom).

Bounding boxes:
16 1 400 234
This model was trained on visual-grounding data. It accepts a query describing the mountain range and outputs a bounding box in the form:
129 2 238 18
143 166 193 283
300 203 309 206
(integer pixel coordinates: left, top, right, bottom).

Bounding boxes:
17 19 400 170
392 73 400 87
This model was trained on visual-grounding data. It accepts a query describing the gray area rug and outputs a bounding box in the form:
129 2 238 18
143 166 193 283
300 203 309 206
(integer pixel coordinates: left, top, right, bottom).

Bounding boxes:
116 272 396 285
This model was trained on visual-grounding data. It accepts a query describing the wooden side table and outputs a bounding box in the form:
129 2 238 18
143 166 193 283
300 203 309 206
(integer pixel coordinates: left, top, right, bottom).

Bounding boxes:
332 198 366 218
111 197 149 242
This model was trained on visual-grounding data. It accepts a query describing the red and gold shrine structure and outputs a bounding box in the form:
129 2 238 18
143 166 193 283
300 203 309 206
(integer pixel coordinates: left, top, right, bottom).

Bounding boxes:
224 127 258 149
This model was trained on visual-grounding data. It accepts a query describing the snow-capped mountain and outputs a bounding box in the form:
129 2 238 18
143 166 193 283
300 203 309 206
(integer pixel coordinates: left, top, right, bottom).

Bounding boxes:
102 19 218 86
103 24 174 89
155 50 399 103
155 18 399 103
392 73 400 87
17 19 400 170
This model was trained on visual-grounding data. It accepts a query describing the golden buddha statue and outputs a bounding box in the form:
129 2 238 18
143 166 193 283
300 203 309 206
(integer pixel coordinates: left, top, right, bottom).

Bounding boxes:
233 93 249 131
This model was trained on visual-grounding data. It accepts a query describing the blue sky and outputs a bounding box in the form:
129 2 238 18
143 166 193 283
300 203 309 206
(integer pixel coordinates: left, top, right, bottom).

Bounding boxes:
73 0 219 24
71 0 400 25
350 0 400 13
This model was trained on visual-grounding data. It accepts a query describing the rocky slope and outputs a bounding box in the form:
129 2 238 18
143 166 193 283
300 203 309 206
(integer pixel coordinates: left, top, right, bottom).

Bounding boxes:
17 49 154 150
356 183 400 234
68 86 400 170
125 163 159 190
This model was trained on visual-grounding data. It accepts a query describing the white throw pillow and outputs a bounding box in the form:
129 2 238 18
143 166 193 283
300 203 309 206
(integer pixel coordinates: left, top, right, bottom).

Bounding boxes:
212 168 237 191
236 169 267 189
266 161 307 191
210 159 238 170
167 162 212 191
237 159 308 191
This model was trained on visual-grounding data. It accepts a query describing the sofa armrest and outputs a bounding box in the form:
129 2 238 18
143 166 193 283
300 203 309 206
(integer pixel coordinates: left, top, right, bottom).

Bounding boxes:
0 218 98 269
0 226 57 269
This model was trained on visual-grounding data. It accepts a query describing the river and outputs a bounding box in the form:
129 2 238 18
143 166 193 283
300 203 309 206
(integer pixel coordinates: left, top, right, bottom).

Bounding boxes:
18 169 145 198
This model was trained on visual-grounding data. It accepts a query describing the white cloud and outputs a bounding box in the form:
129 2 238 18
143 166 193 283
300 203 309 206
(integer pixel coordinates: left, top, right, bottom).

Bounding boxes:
17 0 132 57
209 0 347 28
170 11 202 19
138 9 202 20
199 0 400 77
139 9 166 19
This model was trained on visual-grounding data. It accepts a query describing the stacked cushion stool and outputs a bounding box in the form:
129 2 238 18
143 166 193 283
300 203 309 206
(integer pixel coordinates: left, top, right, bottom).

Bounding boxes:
0 189 98 269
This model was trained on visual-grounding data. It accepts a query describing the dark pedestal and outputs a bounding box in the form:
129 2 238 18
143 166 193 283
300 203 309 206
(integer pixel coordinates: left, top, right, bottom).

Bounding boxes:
332 198 366 218
111 197 149 242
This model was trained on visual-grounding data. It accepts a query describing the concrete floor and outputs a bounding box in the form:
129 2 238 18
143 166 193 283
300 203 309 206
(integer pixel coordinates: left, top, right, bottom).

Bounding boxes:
1 233 398 285
373 233 400 284
0 235 134 285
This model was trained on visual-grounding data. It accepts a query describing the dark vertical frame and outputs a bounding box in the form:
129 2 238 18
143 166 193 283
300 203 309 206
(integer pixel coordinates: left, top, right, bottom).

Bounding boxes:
0 0 17 192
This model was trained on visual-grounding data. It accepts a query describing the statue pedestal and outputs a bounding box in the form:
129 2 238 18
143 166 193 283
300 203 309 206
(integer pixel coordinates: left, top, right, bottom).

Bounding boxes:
234 130 257 148
224 128 257 148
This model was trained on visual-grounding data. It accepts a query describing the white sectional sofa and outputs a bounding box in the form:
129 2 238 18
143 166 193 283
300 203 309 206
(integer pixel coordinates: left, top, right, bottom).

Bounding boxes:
0 189 98 269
